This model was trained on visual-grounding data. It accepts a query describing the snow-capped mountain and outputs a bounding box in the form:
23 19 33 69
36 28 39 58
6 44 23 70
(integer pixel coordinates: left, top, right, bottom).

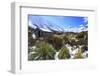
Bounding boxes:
29 16 88 33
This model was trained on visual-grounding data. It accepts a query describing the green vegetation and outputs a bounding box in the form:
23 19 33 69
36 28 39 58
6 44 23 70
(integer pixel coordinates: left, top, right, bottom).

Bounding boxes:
74 50 84 59
76 31 88 45
29 41 56 60
81 45 88 53
58 46 70 59
28 26 36 46
47 34 64 51
28 26 88 60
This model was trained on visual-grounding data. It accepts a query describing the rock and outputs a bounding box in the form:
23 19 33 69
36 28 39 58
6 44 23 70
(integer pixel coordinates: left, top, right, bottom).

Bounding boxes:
32 33 36 39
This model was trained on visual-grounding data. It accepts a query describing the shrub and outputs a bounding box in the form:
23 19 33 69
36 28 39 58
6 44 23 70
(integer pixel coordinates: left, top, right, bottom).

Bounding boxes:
63 35 70 44
47 34 64 51
29 41 56 60
74 50 84 59
58 46 70 59
81 45 88 53
28 36 36 46
76 31 88 45
28 27 36 46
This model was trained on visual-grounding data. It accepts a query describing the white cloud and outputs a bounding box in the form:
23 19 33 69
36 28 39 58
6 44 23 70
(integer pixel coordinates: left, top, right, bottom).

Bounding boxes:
85 24 88 27
79 24 88 32
55 17 88 32
83 17 88 23
80 24 84 27
71 27 80 32
64 27 80 32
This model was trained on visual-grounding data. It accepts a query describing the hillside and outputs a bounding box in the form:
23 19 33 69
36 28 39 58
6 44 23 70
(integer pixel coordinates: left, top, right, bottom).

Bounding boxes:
28 26 88 60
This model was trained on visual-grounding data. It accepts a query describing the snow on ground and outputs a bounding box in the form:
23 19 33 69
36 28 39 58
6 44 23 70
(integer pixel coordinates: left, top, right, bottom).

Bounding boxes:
28 44 88 60
55 52 59 60
65 44 79 55
82 51 88 58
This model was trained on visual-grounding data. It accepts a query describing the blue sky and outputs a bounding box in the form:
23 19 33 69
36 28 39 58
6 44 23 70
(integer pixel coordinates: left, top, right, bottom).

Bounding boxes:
28 15 88 32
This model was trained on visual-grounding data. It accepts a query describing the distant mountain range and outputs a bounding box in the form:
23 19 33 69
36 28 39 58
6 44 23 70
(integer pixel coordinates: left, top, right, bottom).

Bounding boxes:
29 16 88 33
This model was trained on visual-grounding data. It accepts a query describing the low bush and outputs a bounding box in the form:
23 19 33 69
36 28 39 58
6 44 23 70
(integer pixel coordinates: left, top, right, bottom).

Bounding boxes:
47 34 64 51
58 46 70 59
29 41 56 60
74 50 84 59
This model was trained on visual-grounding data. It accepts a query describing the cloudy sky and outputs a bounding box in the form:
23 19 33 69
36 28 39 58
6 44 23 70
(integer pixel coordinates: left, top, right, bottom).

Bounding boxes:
28 15 88 32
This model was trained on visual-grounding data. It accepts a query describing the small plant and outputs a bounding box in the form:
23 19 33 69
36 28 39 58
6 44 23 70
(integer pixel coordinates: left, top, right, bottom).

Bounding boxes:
58 46 70 59
47 34 64 51
74 50 84 59
29 41 56 60
63 35 69 44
